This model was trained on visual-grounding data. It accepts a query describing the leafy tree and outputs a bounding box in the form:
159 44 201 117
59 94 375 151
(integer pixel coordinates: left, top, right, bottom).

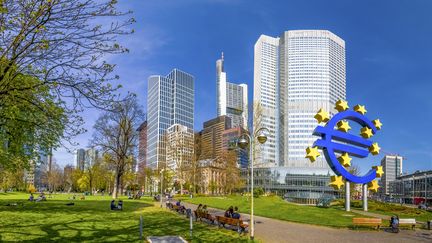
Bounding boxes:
91 96 144 198
0 0 134 169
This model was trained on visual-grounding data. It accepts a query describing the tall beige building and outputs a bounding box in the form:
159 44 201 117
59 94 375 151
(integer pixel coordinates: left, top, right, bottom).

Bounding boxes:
166 124 194 172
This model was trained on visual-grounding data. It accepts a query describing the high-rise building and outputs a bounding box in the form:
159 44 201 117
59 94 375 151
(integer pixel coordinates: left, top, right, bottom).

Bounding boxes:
253 35 280 167
147 69 194 169
222 126 249 168
74 149 85 171
254 30 346 169
381 155 403 195
137 121 148 170
200 116 231 160
216 53 248 129
84 148 99 169
166 124 194 171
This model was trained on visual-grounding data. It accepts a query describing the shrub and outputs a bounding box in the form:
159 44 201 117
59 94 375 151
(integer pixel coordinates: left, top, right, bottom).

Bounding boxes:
27 184 36 193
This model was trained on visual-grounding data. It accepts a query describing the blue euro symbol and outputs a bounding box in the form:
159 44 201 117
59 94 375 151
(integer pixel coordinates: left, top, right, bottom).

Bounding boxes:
313 110 378 184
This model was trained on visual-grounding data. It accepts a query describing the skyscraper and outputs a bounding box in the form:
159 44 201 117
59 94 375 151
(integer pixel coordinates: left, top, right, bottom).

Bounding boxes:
147 69 194 169
254 30 346 169
253 35 280 167
251 30 346 203
381 155 403 195
84 148 99 169
74 149 85 171
216 53 248 129
200 115 231 160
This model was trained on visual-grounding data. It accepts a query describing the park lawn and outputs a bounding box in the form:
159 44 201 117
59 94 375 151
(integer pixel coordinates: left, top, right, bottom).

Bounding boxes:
182 195 363 228
0 193 253 242
348 200 432 223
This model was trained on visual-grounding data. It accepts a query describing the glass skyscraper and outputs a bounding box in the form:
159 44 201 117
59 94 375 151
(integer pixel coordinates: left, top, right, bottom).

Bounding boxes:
147 69 194 169
216 53 248 129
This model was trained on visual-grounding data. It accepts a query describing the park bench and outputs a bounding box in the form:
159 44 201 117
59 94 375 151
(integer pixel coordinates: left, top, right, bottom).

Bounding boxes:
398 218 416 230
216 216 248 233
193 210 215 223
352 218 382 229
171 205 186 214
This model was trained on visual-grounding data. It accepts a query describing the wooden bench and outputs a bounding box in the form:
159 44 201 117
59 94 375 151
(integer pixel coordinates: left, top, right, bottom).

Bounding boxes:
352 218 382 229
216 216 248 233
170 204 186 214
399 218 416 230
194 210 215 223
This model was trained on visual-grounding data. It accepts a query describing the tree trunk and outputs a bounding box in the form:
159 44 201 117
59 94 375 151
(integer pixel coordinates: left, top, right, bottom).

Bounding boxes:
113 173 121 199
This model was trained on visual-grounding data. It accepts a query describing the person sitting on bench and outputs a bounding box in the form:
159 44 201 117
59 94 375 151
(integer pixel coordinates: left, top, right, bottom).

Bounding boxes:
232 206 241 219
117 200 123 210
110 200 117 210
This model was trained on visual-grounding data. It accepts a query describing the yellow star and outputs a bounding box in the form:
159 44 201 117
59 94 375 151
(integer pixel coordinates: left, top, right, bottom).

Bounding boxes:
369 142 380 155
337 120 351 132
372 166 384 178
335 100 349 112
314 109 330 123
337 153 352 167
360 127 373 139
373 119 382 130
329 175 345 190
353 104 367 115
367 180 380 193
305 146 320 162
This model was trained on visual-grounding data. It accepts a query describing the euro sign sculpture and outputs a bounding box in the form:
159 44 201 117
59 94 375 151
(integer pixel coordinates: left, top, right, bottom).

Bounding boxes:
306 100 383 192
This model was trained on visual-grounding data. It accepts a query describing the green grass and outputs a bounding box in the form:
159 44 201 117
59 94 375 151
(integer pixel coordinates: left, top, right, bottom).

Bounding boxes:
0 192 254 242
182 195 364 227
346 200 432 222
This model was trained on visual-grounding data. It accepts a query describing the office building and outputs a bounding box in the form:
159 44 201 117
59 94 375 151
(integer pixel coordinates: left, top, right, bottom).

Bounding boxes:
254 30 346 169
216 53 248 129
389 170 432 205
74 149 85 171
200 116 231 160
222 126 249 168
381 155 403 195
137 121 148 171
147 69 194 169
251 30 346 202
84 148 99 169
166 124 194 171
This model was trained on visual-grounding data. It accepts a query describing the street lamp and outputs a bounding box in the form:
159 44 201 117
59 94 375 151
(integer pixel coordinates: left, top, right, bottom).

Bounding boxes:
237 127 269 241
160 168 165 208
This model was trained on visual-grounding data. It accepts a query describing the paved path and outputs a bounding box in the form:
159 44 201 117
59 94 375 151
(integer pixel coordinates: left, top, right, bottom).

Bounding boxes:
181 202 432 243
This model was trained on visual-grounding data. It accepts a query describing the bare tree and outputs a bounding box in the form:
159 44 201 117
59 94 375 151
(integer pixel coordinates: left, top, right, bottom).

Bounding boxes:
91 96 144 198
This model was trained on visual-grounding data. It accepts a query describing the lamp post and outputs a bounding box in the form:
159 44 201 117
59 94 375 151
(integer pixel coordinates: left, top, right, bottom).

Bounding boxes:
160 168 165 208
237 127 269 241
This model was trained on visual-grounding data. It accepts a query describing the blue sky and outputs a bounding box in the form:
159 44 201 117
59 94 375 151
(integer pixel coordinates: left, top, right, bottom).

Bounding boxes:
54 0 432 174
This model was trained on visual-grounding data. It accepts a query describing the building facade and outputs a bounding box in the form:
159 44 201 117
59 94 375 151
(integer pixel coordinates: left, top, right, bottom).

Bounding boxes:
253 35 280 167
197 159 226 195
254 30 346 169
222 126 249 168
146 69 194 169
74 149 85 171
166 124 194 171
216 53 248 129
389 170 432 205
84 148 99 169
199 116 231 160
251 30 346 201
137 121 148 171
381 155 403 195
